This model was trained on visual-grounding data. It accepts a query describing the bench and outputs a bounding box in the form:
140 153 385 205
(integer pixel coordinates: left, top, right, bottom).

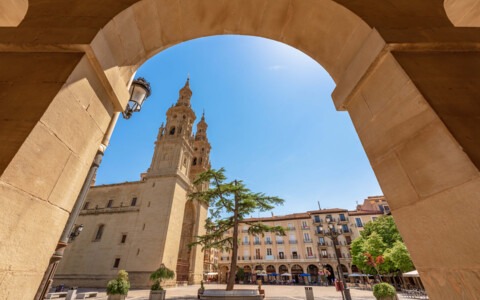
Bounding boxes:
76 292 98 299
46 292 68 299
200 289 264 300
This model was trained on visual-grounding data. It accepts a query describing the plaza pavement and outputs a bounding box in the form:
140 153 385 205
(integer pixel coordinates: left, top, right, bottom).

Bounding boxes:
76 283 413 299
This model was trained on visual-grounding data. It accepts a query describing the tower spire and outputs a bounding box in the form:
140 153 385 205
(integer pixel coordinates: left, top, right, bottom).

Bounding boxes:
176 77 192 107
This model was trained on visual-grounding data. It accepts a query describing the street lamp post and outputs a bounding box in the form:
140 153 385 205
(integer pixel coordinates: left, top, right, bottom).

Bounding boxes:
34 78 151 300
320 222 352 300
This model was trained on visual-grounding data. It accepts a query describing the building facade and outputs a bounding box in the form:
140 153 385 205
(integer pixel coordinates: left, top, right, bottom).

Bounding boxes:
54 80 210 288
218 206 383 284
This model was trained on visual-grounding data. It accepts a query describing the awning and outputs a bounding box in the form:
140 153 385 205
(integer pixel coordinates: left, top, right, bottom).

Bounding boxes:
206 272 218 275
281 273 292 276
403 270 419 277
299 273 311 276
270 273 279 276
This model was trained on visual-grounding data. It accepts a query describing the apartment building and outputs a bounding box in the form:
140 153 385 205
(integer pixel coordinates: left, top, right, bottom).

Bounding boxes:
218 206 383 284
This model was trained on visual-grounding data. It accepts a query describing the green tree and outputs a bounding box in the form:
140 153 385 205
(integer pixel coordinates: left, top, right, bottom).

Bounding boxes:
389 241 414 272
361 216 402 248
188 168 285 291
351 216 414 280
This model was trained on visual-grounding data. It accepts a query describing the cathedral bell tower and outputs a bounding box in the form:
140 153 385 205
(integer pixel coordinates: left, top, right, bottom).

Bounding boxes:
145 79 196 182
190 111 211 184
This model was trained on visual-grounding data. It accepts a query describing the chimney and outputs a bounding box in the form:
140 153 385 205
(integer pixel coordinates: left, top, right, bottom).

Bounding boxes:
317 201 321 210
271 212 274 217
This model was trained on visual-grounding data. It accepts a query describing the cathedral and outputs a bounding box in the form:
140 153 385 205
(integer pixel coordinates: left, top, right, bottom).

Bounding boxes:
53 79 211 288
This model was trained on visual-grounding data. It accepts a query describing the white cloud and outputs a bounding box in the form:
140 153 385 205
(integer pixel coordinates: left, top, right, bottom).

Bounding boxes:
268 65 286 71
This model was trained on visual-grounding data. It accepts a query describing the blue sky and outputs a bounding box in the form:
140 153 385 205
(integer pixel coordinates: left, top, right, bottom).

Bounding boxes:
96 35 382 216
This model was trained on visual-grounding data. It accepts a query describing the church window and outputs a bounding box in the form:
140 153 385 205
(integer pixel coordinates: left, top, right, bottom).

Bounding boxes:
95 225 104 241
201 148 204 152
148 201 151 207
83 202 89 209
169 127 176 135
183 115 186 119
142 223 146 230
173 114 177 118
192 157 197 166
121 234 127 244
137 249 140 256
107 200 113 208
131 197 137 206
113 258 120 268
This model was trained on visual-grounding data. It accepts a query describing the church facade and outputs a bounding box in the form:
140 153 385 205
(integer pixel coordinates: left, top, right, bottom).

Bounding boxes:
53 79 211 288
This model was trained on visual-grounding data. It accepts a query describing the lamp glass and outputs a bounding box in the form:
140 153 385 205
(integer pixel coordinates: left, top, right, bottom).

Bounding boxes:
129 84 148 109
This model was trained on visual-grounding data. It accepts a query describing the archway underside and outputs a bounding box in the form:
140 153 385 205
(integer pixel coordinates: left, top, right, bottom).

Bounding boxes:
0 1 479 299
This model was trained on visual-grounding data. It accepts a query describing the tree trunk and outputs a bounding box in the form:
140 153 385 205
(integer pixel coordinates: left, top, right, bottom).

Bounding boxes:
226 180 239 291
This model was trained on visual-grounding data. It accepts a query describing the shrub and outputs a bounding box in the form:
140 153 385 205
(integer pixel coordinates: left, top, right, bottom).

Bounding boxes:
106 270 130 295
200 280 205 290
150 264 175 291
373 283 396 299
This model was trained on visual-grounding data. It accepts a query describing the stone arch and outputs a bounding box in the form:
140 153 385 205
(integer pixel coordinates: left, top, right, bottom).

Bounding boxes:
444 0 480 27
266 265 276 274
279 265 288 274
324 264 335 282
1 0 480 299
0 0 28 27
98 0 372 85
291 264 303 283
307 264 319 283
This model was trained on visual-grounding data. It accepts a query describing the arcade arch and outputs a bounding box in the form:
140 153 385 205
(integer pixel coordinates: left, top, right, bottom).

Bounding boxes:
0 1 479 299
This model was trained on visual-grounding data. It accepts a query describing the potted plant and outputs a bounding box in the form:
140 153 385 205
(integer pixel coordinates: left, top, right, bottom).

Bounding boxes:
373 282 397 300
106 270 130 300
149 264 175 300
198 280 205 299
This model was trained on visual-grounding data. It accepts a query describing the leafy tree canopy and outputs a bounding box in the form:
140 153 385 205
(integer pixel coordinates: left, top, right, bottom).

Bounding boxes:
351 216 414 275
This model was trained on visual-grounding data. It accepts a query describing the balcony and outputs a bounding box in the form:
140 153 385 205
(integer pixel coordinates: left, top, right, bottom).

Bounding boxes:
276 240 284 245
242 256 251 261
302 225 310 230
287 227 295 231
317 242 327 247
265 240 272 245
291 255 301 259
278 255 286 260
304 239 313 243
220 257 230 261
254 256 263 260
337 217 349 224
306 255 317 259
326 218 336 223
342 253 352 259
312 218 323 224
242 241 250 245
342 228 352 235
315 230 325 235
254 241 261 245
242 229 248 233
289 240 298 244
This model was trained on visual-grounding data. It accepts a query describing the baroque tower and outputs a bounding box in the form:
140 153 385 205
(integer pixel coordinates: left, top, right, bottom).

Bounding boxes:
54 79 210 288
146 78 196 182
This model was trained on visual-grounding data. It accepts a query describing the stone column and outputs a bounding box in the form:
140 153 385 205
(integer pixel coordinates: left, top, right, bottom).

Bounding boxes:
333 29 480 299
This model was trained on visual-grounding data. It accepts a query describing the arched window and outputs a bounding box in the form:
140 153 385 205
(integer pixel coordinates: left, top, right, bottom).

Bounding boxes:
200 157 203 164
192 157 197 166
95 224 105 241
169 127 175 135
